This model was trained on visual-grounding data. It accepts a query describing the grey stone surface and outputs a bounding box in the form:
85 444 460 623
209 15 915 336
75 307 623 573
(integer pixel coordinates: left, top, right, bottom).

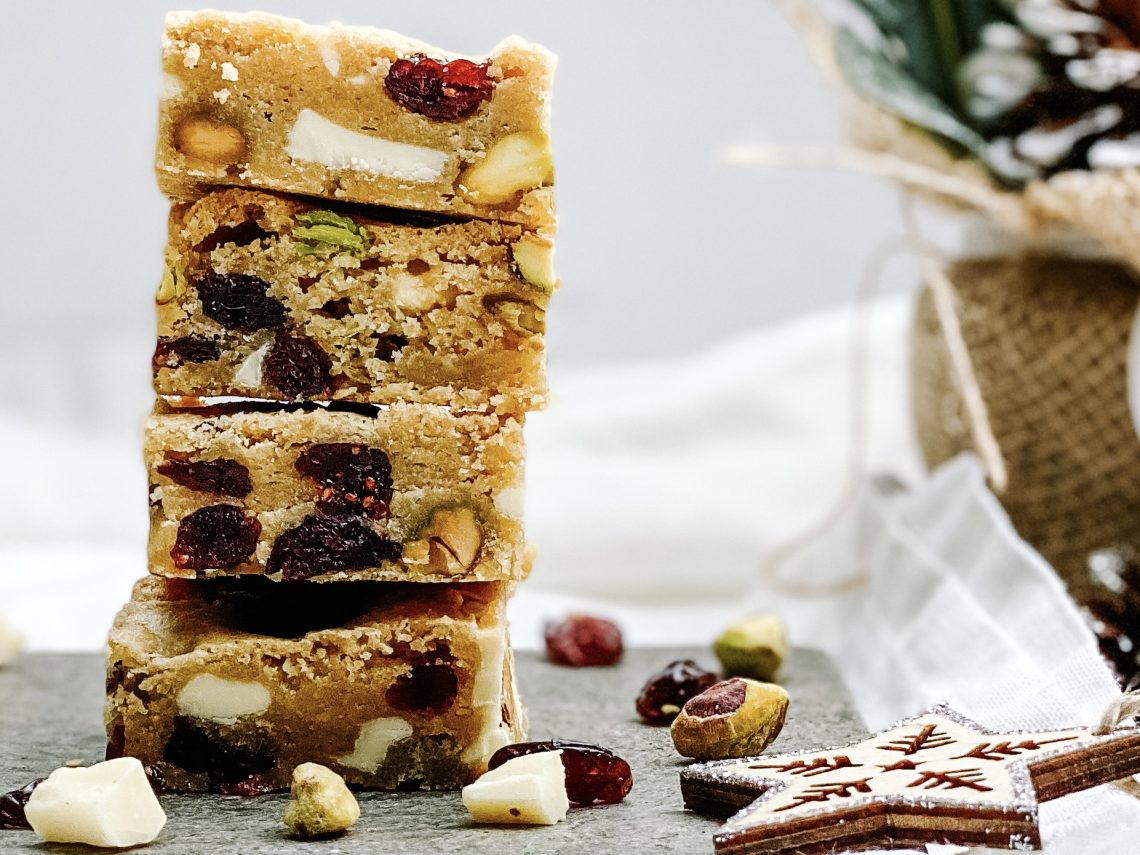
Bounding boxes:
0 648 865 853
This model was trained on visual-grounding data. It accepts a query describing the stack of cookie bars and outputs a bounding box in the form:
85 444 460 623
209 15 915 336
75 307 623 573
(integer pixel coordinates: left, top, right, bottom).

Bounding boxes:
104 11 556 793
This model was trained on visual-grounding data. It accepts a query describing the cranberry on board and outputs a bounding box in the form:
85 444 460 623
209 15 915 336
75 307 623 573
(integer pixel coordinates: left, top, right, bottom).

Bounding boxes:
0 780 42 831
544 615 623 667
488 740 633 806
635 660 720 725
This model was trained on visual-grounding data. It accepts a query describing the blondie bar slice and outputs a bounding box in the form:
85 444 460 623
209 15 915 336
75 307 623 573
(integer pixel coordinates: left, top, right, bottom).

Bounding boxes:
158 11 555 227
106 577 524 791
146 402 528 583
153 189 553 412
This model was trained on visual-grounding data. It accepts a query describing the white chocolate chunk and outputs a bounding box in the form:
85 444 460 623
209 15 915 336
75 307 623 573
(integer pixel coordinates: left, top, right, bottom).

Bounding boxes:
234 342 270 387
220 61 239 81
286 109 449 181
464 722 515 768
462 751 569 826
25 758 167 848
493 485 526 518
337 717 413 772
390 272 440 311
461 628 508 765
160 73 183 100
0 616 24 666
176 674 270 722
319 42 341 77
183 43 201 69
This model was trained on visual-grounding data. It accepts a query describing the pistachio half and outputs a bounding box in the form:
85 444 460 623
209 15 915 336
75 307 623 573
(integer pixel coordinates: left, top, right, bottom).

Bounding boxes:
670 678 789 760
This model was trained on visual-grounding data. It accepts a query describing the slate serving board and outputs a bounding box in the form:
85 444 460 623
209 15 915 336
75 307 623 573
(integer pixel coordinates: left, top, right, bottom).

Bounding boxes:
0 648 865 853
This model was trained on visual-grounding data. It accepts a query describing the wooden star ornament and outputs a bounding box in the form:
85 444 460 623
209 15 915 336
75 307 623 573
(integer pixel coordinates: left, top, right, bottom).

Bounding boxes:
680 704 1140 854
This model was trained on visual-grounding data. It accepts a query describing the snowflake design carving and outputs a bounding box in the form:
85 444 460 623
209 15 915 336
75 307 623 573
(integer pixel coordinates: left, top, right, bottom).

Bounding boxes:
680 704 1140 855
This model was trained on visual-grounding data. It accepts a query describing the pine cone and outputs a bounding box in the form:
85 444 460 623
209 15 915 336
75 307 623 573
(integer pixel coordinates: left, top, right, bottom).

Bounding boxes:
959 1 1140 179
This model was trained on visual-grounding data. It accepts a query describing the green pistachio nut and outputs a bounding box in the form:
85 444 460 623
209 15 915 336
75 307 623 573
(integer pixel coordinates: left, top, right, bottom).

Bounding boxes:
492 299 546 335
156 262 186 304
511 235 556 294
670 678 789 760
293 210 368 258
714 615 787 682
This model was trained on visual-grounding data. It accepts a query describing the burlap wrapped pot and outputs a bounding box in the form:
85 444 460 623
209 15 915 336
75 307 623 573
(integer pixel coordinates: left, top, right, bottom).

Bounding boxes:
912 255 1140 598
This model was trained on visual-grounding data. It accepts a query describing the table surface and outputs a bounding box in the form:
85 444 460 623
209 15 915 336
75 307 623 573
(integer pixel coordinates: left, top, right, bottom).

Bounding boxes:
0 648 866 853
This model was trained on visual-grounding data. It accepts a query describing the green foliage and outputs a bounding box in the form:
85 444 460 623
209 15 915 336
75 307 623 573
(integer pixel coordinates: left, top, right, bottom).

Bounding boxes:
845 0 1009 101
837 0 1017 172
834 27 989 157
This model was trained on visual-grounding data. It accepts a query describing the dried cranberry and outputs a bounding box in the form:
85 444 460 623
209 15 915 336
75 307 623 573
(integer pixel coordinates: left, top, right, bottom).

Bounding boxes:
635 660 720 725
387 656 459 715
220 776 274 797
263 334 332 398
158 456 253 498
163 717 274 785
488 740 633 806
544 615 623 667
144 765 166 795
266 514 401 581
0 779 42 831
317 298 352 320
170 504 261 571
194 221 272 253
196 272 287 331
152 336 221 371
384 55 494 120
106 722 126 760
375 333 408 362
295 443 393 519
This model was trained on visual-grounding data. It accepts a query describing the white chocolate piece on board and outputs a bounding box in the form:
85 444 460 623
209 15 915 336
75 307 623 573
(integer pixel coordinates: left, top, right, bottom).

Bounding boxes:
462 750 569 826
25 757 167 848
0 616 23 666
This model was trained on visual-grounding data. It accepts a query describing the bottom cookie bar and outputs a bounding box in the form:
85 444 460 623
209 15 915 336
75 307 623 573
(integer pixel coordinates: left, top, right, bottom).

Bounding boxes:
105 577 524 791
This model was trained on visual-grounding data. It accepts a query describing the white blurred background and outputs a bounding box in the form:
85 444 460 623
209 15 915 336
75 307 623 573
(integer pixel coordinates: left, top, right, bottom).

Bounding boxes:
0 1 924 650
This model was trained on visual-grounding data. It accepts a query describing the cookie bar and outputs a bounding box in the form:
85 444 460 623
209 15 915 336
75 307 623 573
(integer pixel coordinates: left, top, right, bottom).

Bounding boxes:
157 10 556 228
153 188 554 412
105 576 525 791
146 402 528 583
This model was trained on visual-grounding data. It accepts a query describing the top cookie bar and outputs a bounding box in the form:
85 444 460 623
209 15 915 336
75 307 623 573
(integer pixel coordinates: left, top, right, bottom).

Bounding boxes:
158 11 556 227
